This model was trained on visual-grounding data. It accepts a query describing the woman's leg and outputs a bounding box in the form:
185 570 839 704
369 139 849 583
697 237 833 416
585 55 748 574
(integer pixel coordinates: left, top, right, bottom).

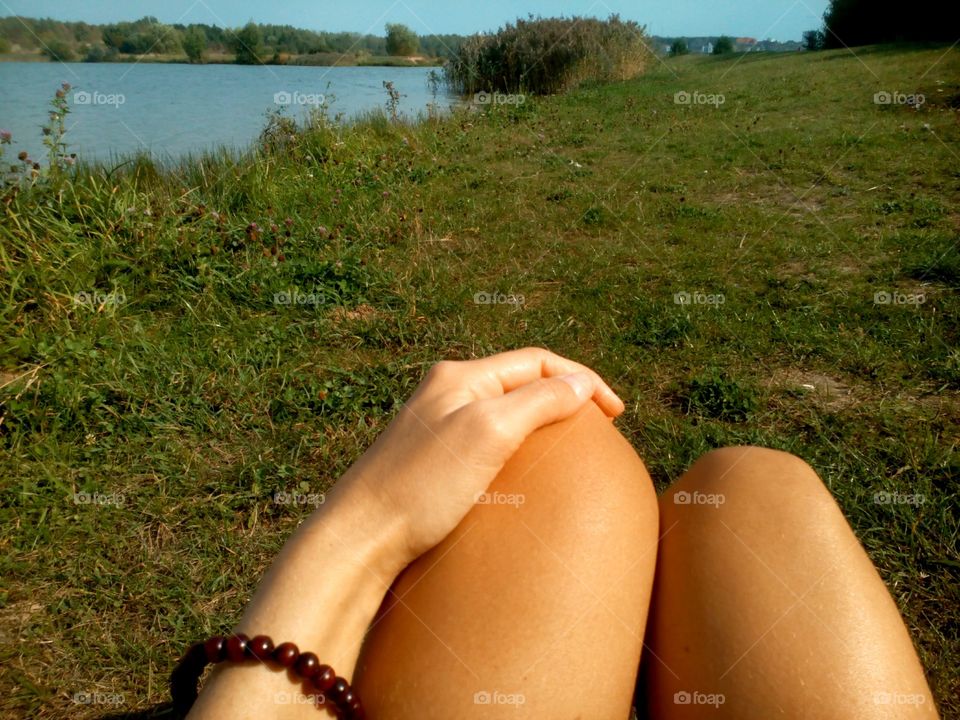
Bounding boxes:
641 446 939 719
353 401 659 719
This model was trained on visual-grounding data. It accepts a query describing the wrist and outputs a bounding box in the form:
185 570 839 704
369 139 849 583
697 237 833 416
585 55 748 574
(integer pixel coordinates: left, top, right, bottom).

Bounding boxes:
232 478 407 671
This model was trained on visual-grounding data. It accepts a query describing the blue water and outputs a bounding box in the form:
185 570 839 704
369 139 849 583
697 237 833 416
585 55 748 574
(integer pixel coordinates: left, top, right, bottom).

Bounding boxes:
0 62 452 164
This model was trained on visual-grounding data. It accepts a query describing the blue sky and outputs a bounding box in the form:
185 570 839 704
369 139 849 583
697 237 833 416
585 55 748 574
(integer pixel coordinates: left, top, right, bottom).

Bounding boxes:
0 0 830 41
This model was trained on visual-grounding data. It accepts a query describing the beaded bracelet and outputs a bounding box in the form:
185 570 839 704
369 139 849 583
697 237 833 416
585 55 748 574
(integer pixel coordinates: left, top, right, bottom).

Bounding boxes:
170 633 364 719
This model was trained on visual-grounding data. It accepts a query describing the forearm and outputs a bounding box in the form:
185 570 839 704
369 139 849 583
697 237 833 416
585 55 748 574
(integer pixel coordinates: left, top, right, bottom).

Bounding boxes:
187 476 407 719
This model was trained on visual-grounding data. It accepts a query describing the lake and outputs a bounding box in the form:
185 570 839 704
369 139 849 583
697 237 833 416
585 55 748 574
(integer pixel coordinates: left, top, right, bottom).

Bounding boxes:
0 62 454 164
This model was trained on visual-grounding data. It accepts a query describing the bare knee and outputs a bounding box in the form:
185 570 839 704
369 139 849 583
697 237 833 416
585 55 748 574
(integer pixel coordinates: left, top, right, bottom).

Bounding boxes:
661 445 845 532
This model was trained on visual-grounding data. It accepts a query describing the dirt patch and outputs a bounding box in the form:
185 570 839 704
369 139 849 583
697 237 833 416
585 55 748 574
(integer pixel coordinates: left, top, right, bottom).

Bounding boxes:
767 368 859 410
0 599 44 644
327 304 380 322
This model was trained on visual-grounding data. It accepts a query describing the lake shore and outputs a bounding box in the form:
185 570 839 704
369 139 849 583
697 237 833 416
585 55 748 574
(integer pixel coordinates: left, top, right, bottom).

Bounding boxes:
0 51 445 66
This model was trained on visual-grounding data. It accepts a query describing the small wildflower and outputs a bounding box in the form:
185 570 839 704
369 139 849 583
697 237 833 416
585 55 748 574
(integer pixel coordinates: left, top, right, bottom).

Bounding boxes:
55 89 65 99
382 191 390 198
210 210 220 222
62 82 71 92
318 225 328 236
270 223 279 234
0 130 11 144
17 151 29 162
284 217 294 228
246 222 261 241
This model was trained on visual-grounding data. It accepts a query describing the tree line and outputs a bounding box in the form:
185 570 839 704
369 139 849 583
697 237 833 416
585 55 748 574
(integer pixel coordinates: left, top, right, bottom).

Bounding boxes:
805 0 958 49
0 16 465 63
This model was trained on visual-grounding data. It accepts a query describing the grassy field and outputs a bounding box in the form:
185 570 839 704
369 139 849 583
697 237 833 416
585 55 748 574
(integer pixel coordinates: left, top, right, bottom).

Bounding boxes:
1 44 958 718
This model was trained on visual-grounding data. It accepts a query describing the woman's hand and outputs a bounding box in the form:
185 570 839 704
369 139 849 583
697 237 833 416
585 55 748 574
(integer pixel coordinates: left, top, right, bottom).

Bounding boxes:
339 347 625 568
185 348 624 719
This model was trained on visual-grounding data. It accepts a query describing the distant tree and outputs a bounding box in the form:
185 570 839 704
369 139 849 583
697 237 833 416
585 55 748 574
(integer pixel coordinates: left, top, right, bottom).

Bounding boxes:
669 39 689 56
0 37 10 54
823 0 960 47
385 23 419 56
712 35 734 54
802 30 825 50
42 38 75 61
182 26 207 62
231 22 263 64
101 24 127 50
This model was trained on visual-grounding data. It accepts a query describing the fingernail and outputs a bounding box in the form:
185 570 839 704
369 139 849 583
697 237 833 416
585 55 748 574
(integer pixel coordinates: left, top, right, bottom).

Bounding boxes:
559 372 593 401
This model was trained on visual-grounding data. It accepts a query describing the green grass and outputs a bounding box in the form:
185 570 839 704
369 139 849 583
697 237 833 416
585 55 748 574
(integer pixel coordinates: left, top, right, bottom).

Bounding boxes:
1 44 959 718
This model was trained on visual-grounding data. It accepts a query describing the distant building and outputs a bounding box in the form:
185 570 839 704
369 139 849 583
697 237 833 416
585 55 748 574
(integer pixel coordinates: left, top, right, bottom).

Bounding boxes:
701 42 714 54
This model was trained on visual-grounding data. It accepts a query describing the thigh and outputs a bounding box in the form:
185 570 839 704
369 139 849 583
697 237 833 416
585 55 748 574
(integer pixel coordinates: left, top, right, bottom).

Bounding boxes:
354 401 659 719
641 446 939 720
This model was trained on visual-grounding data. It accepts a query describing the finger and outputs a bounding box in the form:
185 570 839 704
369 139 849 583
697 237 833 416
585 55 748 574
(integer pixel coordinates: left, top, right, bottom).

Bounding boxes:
460 347 624 415
466 371 604 449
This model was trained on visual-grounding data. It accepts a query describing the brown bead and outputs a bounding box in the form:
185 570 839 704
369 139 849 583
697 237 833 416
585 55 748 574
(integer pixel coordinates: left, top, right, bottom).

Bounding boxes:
346 697 365 720
294 651 320 679
203 636 227 663
340 688 356 706
272 641 299 668
183 642 207 671
247 635 274 661
313 664 336 692
327 677 349 703
226 633 249 662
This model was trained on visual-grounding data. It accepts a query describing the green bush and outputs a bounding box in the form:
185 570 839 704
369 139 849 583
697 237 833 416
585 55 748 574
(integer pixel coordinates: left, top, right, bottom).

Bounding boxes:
680 368 759 422
385 23 418 56
444 15 652 96
713 36 735 55
42 38 75 61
